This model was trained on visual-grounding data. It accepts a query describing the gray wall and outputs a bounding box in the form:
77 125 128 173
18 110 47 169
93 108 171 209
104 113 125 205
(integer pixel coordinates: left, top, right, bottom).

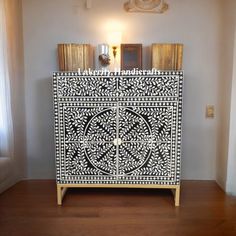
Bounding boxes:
22 0 222 179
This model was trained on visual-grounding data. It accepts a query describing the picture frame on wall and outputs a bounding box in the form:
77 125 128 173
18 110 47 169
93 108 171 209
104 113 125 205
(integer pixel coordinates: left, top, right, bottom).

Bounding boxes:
121 44 142 70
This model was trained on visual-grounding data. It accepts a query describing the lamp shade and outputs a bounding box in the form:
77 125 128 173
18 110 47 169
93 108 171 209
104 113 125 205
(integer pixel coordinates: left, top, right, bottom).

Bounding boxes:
98 44 109 55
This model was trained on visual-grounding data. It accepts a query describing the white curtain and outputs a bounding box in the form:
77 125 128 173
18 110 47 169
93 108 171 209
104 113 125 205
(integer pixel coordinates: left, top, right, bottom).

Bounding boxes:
226 27 236 196
0 0 14 158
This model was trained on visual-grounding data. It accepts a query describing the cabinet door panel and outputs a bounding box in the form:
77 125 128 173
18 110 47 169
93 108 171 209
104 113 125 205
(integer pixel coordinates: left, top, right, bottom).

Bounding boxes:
58 102 118 183
117 102 178 183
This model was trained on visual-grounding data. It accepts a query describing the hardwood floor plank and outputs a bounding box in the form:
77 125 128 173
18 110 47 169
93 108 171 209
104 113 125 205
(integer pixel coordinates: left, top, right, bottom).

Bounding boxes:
0 180 236 236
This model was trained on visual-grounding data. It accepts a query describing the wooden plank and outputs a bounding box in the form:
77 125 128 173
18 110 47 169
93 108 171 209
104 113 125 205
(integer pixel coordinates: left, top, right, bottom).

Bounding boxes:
83 44 90 70
152 43 183 70
57 44 92 71
57 44 65 71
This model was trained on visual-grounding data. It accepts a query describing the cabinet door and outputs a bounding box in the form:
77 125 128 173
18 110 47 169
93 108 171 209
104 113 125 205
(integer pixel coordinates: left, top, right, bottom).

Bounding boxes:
58 102 119 184
116 101 180 184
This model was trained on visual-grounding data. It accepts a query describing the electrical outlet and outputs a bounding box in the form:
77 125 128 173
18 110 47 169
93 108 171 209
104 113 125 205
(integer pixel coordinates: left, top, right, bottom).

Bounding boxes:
206 105 215 118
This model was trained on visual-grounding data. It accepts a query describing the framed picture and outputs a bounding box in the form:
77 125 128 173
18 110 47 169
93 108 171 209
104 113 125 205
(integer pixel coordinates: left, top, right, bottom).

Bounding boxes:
121 44 142 70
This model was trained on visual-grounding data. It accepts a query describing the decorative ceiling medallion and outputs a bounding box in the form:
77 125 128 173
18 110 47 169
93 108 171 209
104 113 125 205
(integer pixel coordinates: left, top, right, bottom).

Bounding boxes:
124 0 168 13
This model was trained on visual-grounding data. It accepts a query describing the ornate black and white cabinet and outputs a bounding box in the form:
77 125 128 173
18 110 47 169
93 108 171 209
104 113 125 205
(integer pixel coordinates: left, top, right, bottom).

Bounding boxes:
53 71 184 206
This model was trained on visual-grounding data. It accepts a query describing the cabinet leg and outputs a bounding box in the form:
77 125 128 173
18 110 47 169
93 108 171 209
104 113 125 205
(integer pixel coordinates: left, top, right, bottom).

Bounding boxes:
57 185 62 205
174 186 180 207
57 185 68 205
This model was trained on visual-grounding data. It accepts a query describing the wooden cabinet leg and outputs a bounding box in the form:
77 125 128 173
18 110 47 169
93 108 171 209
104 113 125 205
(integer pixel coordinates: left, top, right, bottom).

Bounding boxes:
57 185 68 205
175 186 180 207
57 185 62 205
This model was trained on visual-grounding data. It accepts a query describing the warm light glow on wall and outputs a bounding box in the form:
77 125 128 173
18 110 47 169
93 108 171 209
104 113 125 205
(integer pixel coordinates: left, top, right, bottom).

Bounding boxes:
103 20 124 70
107 31 122 46
104 20 124 32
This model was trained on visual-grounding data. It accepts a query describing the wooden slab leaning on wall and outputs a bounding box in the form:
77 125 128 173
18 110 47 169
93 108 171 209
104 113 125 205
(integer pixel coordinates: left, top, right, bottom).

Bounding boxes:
152 43 183 70
58 44 92 71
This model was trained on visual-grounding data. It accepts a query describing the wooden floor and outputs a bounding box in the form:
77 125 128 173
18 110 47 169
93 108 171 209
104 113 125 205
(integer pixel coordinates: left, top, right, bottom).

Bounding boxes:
0 181 236 236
